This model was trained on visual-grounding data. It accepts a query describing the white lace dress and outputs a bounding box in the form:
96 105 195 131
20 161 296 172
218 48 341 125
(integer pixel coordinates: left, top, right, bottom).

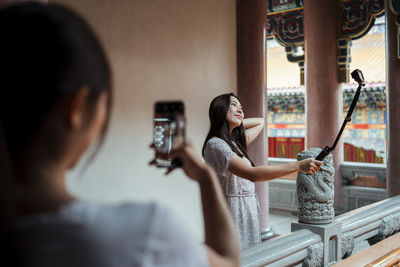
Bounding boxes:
204 137 261 249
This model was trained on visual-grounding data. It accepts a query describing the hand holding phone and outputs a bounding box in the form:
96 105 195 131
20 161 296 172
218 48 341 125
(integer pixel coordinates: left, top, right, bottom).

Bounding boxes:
153 101 185 168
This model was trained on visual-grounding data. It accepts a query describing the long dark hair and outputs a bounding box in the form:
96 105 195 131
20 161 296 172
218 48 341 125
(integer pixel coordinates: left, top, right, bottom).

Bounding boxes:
0 2 111 262
202 93 255 166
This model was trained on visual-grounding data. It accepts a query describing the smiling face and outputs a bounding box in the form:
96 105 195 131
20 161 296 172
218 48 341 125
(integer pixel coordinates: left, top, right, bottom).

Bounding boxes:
225 96 244 132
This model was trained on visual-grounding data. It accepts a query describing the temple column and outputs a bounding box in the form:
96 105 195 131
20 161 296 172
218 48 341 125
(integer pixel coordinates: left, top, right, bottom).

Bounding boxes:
237 0 273 240
385 1 400 197
304 0 343 205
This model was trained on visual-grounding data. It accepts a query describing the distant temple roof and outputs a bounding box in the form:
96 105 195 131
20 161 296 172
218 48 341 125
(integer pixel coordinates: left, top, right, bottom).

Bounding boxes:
267 82 386 111
267 82 385 94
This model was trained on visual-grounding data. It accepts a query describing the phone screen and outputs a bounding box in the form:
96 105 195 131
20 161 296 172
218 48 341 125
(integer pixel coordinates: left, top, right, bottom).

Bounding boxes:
153 101 185 168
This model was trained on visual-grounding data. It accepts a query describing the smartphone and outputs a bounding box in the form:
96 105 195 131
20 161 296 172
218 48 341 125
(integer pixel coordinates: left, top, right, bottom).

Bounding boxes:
153 101 185 168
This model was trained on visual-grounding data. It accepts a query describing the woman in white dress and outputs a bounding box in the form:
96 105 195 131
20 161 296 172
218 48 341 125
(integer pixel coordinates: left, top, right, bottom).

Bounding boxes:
202 93 322 248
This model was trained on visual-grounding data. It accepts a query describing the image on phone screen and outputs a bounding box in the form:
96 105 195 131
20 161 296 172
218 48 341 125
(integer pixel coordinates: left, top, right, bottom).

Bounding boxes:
153 101 185 168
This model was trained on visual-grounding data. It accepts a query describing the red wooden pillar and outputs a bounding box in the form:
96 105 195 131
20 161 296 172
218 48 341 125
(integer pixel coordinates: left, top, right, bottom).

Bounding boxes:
304 0 343 205
237 0 273 239
385 1 400 197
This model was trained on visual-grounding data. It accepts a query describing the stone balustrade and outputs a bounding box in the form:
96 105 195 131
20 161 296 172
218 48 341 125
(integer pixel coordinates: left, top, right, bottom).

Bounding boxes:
241 195 400 266
241 229 322 267
336 194 400 259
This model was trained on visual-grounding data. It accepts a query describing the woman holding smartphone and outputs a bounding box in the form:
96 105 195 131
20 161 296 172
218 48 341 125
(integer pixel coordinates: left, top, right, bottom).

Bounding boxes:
202 93 322 248
0 3 239 267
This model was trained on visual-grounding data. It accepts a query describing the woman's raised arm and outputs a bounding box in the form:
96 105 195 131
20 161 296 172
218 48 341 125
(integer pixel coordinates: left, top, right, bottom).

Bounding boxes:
228 154 322 183
243 118 264 145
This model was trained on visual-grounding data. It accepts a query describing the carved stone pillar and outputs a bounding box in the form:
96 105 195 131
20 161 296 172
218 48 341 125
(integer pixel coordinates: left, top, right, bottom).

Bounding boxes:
237 0 272 239
304 0 343 205
385 0 400 197
296 148 335 225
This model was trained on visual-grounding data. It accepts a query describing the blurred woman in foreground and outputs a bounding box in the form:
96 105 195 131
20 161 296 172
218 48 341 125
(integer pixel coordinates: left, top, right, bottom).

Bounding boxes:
0 3 239 266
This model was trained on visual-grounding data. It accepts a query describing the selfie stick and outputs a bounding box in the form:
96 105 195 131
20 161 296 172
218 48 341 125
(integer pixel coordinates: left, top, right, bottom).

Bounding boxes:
315 69 365 161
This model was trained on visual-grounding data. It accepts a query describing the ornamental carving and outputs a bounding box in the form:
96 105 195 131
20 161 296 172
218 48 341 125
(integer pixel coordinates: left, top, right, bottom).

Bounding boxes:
297 148 335 224
303 242 323 267
267 10 304 46
266 0 385 84
341 232 355 259
338 0 385 82
341 0 385 39
368 212 400 245
380 212 400 236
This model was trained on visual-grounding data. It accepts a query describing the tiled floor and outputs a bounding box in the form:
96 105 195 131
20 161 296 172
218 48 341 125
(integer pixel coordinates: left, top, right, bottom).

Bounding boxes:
269 209 298 235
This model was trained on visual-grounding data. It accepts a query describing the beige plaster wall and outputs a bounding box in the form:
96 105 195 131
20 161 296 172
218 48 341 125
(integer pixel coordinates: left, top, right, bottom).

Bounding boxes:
53 0 237 241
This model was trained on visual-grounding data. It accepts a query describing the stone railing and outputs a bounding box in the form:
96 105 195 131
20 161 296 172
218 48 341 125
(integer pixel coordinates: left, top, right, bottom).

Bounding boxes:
241 229 322 267
340 161 386 185
240 195 400 266
336 194 400 259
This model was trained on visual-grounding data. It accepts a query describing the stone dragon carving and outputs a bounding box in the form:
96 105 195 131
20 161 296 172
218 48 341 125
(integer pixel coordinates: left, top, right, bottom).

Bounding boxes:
297 148 335 224
303 242 323 267
341 232 354 259
368 212 400 245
